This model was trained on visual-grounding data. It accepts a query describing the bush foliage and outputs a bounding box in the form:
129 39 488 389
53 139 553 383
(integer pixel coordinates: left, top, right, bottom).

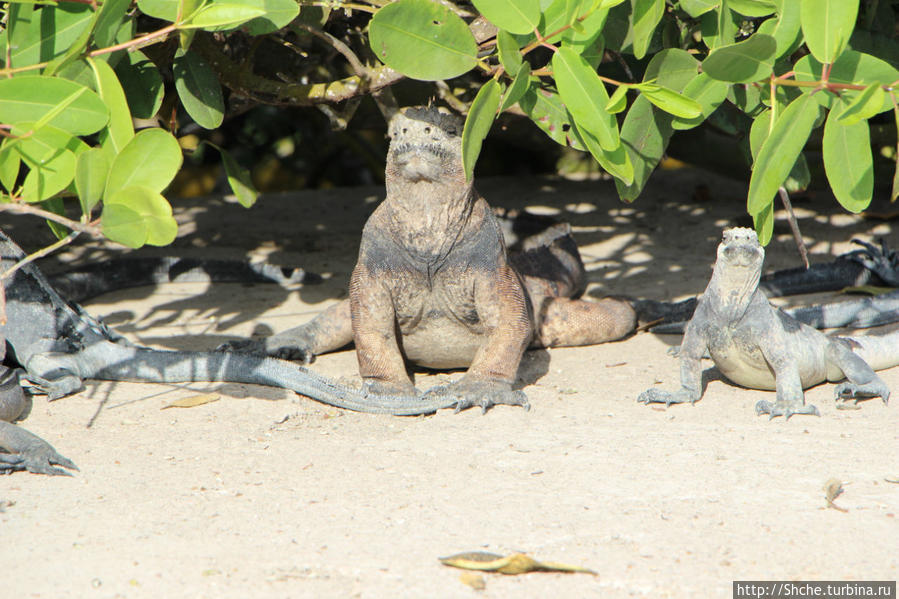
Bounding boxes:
0 0 897 257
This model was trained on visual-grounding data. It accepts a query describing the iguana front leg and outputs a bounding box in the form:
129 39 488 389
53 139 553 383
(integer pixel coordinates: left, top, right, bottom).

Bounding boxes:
638 316 707 407
424 266 531 413
350 265 416 396
218 301 353 363
753 329 819 419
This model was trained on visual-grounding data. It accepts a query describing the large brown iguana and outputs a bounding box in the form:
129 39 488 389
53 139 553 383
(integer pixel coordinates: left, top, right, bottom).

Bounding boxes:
638 227 899 419
220 106 637 411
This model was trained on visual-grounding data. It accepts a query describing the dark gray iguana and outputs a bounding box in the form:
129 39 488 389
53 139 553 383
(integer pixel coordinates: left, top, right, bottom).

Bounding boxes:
638 227 899 419
219 106 637 411
0 227 499 475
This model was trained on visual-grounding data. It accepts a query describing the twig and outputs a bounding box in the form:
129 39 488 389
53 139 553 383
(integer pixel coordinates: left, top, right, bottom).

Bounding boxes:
777 186 809 269
0 202 102 236
0 230 81 281
294 23 367 77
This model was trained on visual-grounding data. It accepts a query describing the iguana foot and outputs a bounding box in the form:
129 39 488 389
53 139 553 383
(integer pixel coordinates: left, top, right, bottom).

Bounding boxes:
637 388 696 406
19 372 84 401
849 239 899 286
216 338 315 364
754 399 820 420
0 427 78 476
833 381 890 405
423 380 529 414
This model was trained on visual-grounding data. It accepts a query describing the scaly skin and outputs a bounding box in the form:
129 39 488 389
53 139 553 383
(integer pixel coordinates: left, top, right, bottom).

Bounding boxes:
638 227 898 419
220 106 637 411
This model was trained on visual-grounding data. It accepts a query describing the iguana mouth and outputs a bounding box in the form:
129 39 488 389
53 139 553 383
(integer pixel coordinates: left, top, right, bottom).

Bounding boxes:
391 143 457 182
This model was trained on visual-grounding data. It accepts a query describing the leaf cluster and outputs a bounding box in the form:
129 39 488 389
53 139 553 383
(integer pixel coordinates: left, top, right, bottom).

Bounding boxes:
0 0 897 260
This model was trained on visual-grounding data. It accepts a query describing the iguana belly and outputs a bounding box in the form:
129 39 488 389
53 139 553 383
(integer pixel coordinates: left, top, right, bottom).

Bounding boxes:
711 347 778 390
708 328 777 390
400 320 484 369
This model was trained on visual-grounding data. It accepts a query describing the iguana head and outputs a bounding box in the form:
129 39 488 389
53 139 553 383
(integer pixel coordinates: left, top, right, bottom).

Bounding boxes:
717 227 764 270
386 106 464 184
708 227 764 313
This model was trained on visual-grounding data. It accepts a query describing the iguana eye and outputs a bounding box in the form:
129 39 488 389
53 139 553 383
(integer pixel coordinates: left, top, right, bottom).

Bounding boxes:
424 126 431 134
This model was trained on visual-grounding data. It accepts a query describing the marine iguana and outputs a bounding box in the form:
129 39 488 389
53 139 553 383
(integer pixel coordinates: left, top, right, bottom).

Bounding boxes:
1 226 500 475
219 106 637 412
638 227 899 419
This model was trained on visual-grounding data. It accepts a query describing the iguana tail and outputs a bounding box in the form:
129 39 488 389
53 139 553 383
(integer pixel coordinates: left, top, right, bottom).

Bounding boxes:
844 328 899 372
71 341 458 415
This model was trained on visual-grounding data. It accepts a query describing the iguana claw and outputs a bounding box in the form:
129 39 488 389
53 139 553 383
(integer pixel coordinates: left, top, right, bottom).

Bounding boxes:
423 380 529 414
833 381 890 405
0 432 78 476
754 400 820 420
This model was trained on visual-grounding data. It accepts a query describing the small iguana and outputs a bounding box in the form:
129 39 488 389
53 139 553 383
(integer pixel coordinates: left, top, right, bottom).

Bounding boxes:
220 106 637 411
638 227 899 419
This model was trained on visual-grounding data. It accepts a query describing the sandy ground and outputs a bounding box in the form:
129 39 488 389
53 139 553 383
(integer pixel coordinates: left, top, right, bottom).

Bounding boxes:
2 169 897 598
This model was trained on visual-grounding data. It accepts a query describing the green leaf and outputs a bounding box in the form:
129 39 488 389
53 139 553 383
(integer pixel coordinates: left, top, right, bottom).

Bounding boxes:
615 95 673 202
795 51 899 113
500 63 531 111
727 0 776 17
562 11 608 68
800 0 858 64
101 202 146 247
822 109 872 213
115 50 164 119
462 79 502 181
836 84 885 126
569 119 633 184
700 5 737 51
471 0 540 35
0 4 94 69
671 73 729 130
205 142 258 208
631 0 664 60
105 128 183 197
87 57 134 156
497 30 523 74
643 48 699 91
748 110 810 192
752 201 774 245
20 149 76 203
10 123 88 166
103 186 178 247
43 9 99 77
606 85 629 114
94 0 132 48
242 0 300 35
638 85 702 119
679 0 716 18
552 46 619 150
369 0 478 81
75 147 110 214
541 0 591 43
0 76 108 135
136 0 180 22
0 141 21 194
519 85 575 147
702 33 776 83
173 49 224 129
181 3 266 29
42 197 71 240
755 0 802 59
747 94 819 215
